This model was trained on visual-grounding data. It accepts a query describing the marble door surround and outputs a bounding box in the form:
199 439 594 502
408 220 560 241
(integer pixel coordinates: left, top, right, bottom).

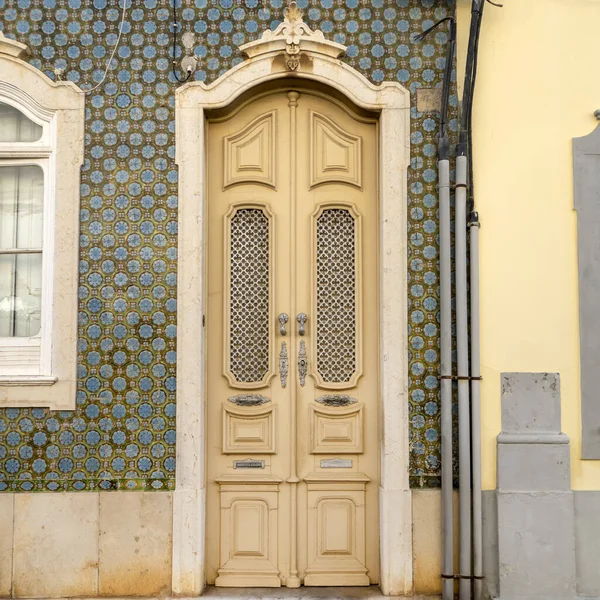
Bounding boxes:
174 7 411 596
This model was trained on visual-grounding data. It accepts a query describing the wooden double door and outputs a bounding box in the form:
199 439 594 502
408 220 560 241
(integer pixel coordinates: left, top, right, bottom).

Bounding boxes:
206 87 379 587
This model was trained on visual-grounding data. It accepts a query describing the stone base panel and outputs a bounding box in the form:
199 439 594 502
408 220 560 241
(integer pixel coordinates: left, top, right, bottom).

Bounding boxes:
0 492 173 598
482 490 600 600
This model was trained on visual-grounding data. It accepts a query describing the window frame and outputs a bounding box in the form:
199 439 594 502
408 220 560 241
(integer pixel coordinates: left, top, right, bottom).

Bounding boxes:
0 157 52 376
0 31 84 408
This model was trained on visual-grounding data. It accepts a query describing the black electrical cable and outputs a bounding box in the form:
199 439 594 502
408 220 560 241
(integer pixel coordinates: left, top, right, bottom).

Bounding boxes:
463 0 502 214
466 0 484 213
439 18 456 150
459 0 480 154
172 0 192 84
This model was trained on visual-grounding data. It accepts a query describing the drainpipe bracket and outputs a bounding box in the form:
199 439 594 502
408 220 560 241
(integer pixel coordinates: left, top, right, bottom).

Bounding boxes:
468 211 480 227
438 374 482 381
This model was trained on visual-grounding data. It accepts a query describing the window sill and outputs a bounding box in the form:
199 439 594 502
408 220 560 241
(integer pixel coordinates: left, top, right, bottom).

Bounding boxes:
0 375 57 386
0 375 74 409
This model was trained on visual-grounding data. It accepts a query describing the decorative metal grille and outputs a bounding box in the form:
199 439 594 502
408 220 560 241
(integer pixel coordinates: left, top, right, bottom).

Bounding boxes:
229 208 270 383
316 208 356 383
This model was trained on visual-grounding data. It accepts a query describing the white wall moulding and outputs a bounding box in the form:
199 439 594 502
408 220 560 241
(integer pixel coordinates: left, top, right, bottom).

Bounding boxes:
174 4 411 595
0 32 84 410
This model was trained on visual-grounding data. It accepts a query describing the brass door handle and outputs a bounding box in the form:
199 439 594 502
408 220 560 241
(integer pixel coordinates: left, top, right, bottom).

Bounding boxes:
297 313 307 336
278 313 289 336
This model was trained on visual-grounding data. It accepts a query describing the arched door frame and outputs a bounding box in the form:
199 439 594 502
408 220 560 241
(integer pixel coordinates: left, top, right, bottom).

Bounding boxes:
173 7 411 595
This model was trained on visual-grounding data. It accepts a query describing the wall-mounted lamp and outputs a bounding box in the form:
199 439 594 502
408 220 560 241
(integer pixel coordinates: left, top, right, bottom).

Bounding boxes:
180 32 198 76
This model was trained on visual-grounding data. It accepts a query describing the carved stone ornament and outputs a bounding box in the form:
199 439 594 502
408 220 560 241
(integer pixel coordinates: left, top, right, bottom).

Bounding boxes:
227 394 270 406
315 394 358 407
239 2 346 71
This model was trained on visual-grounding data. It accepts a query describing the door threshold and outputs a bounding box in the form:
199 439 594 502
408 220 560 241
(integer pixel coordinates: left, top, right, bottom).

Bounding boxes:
201 586 440 599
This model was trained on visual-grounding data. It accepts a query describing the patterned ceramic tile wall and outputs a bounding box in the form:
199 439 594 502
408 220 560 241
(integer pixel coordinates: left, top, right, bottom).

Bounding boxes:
0 0 457 492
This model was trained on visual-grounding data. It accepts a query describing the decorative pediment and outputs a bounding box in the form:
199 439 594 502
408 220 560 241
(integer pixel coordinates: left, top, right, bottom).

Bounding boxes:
240 2 346 71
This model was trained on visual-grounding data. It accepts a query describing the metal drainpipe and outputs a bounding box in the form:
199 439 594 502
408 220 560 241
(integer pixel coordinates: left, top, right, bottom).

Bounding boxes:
439 148 454 600
455 148 471 600
464 2 493 598
469 210 483 600
438 19 457 600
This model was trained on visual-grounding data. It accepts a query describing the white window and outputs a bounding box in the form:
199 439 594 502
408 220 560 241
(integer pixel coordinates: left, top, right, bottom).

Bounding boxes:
0 32 84 409
0 105 50 377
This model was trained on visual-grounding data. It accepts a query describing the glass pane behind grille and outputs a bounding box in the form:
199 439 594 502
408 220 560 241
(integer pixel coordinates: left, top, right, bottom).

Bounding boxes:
229 208 270 383
0 253 42 337
316 208 356 383
0 165 44 249
0 103 43 142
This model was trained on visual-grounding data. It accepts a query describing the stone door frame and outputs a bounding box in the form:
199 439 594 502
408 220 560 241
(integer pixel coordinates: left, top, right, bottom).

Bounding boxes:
173 15 411 595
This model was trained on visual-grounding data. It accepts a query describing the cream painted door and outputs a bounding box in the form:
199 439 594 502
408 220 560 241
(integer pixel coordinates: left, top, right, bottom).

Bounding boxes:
206 88 379 588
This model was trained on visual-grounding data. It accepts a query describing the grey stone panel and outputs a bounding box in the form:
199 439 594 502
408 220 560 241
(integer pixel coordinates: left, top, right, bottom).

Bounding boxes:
497 491 577 600
482 490 499 600
573 123 600 458
574 491 600 596
494 373 578 600
501 372 561 434
497 442 570 491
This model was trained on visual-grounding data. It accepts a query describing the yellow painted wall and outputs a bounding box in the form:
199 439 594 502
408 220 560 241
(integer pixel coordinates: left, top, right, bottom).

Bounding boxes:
456 0 600 490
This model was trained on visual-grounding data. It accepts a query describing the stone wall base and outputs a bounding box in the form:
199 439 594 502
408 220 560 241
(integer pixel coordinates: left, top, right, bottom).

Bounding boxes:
481 373 600 600
0 492 173 598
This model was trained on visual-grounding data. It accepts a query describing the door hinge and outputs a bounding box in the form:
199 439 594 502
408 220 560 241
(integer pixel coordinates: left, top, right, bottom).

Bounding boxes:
202 314 205 327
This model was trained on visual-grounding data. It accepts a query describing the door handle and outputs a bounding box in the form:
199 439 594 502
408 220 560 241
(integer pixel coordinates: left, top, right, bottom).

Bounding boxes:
278 313 289 336
297 313 307 336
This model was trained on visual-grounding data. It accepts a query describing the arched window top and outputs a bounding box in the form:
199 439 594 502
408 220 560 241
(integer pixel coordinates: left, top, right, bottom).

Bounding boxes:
0 101 43 142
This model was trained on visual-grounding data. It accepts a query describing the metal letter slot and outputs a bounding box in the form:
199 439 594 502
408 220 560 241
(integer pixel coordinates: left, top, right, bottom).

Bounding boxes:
321 458 352 469
234 459 265 469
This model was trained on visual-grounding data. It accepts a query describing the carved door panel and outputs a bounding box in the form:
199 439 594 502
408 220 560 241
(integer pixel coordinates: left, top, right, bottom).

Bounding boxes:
206 90 379 587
